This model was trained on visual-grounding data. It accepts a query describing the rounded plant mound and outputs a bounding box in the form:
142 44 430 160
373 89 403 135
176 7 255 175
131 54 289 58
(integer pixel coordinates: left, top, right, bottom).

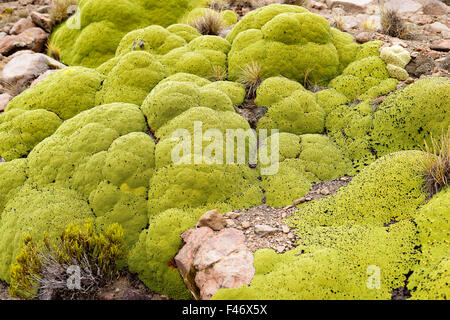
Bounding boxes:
49 0 207 67
226 4 361 85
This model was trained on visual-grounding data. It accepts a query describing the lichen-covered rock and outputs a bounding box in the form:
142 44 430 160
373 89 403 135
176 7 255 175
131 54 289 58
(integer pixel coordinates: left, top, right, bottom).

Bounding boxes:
372 77 450 157
255 77 326 135
0 109 62 161
0 185 93 282
226 4 361 85
95 51 166 106
0 159 27 213
6 67 104 120
49 0 206 67
408 188 450 300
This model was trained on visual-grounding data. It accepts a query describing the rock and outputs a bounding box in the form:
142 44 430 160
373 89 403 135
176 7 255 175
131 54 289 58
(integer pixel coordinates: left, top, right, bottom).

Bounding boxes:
427 22 450 34
225 212 241 219
437 55 450 71
121 290 151 300
254 224 279 236
195 249 254 300
29 69 59 87
226 219 236 228
405 77 415 84
175 227 214 278
356 31 372 43
383 0 423 14
281 225 290 234
241 221 251 229
197 209 227 231
405 54 435 77
0 28 48 56
275 245 285 253
0 93 12 112
430 39 450 52
10 18 35 35
310 0 327 10
294 197 307 205
326 0 374 14
193 228 247 270
423 0 450 15
0 32 6 43
1 52 65 93
37 6 52 14
320 187 330 195
30 12 53 33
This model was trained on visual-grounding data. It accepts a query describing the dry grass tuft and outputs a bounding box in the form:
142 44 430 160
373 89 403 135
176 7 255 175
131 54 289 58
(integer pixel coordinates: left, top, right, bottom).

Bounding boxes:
189 10 224 36
420 128 450 197
49 0 78 24
380 7 412 39
238 61 263 100
209 65 228 81
46 42 61 61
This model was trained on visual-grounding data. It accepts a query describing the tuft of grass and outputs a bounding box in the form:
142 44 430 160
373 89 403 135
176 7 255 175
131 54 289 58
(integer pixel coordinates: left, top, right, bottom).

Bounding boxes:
49 0 79 24
46 42 61 61
380 7 412 39
238 60 263 100
419 128 450 197
209 65 228 81
189 10 224 36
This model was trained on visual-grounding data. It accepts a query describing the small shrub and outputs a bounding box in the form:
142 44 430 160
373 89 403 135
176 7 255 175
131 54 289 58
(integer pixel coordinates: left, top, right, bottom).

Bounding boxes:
380 7 411 39
9 220 126 300
420 128 450 197
238 61 263 99
189 10 223 36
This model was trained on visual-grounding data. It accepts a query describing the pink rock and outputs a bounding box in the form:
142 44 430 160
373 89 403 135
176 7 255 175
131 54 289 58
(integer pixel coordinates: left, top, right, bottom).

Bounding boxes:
175 227 214 278
431 39 450 52
196 209 227 231
10 18 36 35
195 250 255 300
193 228 246 271
0 93 12 112
0 28 48 56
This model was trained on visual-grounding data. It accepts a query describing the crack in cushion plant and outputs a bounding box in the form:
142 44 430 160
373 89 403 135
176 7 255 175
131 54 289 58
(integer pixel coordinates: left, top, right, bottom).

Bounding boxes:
49 0 207 67
226 4 363 85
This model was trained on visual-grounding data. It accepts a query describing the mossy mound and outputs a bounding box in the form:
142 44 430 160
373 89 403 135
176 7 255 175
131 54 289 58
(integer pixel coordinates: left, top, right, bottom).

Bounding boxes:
49 0 207 67
6 67 104 120
95 51 166 106
0 109 62 161
408 188 450 300
148 160 262 217
255 77 326 135
226 4 362 85
372 77 450 157
141 73 244 132
213 219 418 299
